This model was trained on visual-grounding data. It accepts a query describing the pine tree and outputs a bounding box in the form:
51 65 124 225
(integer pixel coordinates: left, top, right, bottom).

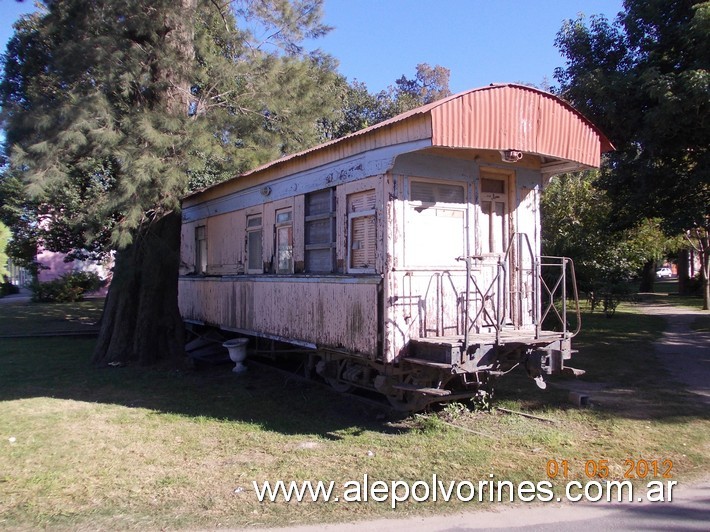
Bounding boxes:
0 0 341 364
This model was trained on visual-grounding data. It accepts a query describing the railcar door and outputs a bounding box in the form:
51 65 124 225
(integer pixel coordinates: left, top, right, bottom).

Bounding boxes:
402 179 468 339
476 173 511 329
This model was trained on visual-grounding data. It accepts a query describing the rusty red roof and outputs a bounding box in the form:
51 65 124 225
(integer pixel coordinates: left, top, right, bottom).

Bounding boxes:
185 83 612 199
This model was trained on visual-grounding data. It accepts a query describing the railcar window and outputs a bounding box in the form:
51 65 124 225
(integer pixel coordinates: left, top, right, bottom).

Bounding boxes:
347 189 376 273
305 189 336 273
195 225 207 274
411 181 465 204
246 214 263 274
481 178 505 194
406 179 466 267
479 176 508 254
275 208 293 274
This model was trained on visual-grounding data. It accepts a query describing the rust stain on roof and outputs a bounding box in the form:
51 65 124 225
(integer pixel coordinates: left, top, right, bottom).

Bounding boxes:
185 83 612 200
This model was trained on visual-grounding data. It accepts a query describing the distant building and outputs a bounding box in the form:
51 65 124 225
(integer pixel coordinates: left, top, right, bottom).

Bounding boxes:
35 248 112 284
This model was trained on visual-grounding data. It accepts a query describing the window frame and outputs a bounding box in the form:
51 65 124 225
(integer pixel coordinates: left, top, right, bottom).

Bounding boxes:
195 225 207 274
246 213 263 274
347 189 377 274
409 178 466 206
478 174 509 256
405 178 468 269
275 208 293 274
304 188 336 274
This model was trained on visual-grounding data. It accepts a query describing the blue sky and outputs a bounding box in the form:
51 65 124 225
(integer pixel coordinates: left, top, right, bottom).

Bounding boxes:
312 0 624 93
1 0 624 95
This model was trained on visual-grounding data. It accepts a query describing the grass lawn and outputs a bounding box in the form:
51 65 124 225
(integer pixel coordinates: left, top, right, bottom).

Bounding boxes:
0 299 104 337
646 279 706 310
0 298 709 530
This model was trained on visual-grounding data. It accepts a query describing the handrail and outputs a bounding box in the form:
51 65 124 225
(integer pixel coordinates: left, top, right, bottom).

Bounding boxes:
460 233 580 349
539 256 582 338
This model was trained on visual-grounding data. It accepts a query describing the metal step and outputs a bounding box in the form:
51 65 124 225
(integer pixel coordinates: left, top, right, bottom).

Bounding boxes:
409 337 462 365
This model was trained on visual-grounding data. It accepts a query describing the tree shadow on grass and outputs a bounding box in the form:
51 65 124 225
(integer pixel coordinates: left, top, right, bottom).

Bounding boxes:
2 331 708 437
2 300 709 434
493 361 710 425
0 337 406 437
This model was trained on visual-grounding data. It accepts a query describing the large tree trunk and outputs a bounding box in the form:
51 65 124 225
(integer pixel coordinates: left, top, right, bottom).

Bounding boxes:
638 259 655 293
93 212 185 366
92 0 196 366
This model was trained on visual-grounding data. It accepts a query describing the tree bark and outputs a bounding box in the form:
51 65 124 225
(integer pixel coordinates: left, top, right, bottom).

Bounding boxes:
92 211 185 366
638 259 655 293
93 0 196 367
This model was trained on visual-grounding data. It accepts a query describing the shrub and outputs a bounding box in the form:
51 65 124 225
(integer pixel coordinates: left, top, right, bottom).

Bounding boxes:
30 271 102 303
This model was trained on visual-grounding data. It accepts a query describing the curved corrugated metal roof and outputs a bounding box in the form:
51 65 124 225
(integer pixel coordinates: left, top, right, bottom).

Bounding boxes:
186 83 612 199
429 84 613 167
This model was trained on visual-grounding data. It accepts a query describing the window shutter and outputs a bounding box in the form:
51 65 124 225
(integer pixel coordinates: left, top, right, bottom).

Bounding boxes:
350 214 376 269
348 189 376 212
347 190 377 273
305 188 336 273
411 181 465 204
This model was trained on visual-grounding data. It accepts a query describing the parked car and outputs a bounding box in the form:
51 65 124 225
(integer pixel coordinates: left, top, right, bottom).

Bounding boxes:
656 267 673 278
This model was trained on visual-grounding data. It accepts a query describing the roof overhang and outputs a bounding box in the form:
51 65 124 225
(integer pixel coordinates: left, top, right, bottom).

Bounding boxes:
184 83 612 203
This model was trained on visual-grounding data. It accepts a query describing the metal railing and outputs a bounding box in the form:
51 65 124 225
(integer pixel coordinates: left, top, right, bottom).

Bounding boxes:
460 233 580 350
538 255 581 338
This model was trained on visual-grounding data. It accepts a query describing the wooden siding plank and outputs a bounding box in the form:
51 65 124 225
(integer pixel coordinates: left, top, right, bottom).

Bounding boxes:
180 221 197 275
179 278 379 355
293 195 305 272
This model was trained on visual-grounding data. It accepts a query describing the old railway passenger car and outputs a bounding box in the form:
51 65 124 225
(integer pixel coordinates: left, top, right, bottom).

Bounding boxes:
179 84 612 410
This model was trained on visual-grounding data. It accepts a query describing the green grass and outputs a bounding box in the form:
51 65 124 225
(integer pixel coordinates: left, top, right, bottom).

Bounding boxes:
0 299 104 336
645 279 705 310
0 298 709 529
573 304 666 384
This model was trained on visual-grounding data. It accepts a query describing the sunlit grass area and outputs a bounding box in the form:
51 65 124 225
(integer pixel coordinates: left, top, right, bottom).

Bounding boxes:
645 279 705 310
0 299 708 529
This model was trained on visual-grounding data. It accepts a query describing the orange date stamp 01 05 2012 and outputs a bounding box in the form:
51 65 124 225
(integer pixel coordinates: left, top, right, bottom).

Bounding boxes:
546 458 674 480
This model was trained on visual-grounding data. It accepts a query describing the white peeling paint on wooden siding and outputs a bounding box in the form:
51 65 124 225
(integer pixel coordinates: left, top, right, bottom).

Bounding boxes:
515 169 543 327
386 271 467 360
382 155 542 363
180 221 197 275
179 277 379 356
182 140 431 223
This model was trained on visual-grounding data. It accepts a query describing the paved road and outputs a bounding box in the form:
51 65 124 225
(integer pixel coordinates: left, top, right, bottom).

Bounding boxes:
263 479 710 531
0 287 31 304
